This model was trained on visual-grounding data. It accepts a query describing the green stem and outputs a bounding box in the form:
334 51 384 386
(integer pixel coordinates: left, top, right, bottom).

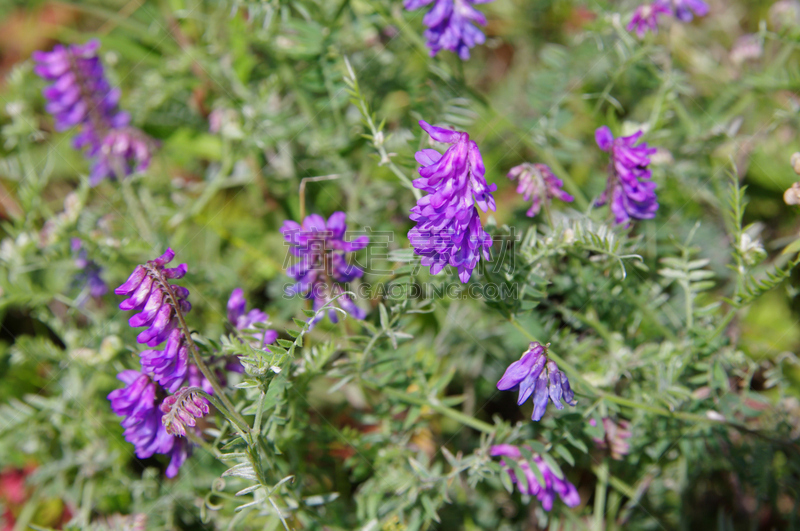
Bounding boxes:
373 385 495 435
593 460 608 531
159 276 251 437
121 179 155 244
193 388 250 442
253 389 267 437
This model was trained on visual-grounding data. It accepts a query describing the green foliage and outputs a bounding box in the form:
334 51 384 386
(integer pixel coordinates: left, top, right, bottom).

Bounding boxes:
1 1 800 530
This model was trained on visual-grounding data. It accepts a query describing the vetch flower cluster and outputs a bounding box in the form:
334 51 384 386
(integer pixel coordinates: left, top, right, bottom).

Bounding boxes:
595 126 658 226
228 288 278 350
108 370 190 477
496 342 576 421
107 249 206 477
627 0 708 37
33 39 155 186
403 0 493 60
281 212 369 327
627 2 671 38
672 0 709 21
507 163 574 219
490 444 580 511
408 120 496 283
161 387 211 437
590 417 632 460
71 238 107 299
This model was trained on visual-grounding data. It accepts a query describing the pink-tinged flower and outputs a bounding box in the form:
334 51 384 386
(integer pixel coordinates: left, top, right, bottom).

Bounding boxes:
408 120 496 283
496 342 576 421
507 163 574 218
160 387 210 437
589 418 632 460
281 212 369 327
595 126 658 225
730 34 763 65
627 1 671 38
490 444 580 511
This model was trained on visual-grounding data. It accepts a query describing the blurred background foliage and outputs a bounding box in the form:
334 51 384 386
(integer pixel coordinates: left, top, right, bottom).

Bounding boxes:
1 0 800 529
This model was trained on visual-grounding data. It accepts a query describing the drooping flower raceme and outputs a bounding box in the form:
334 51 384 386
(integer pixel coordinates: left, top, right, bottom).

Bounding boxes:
33 39 154 185
409 120 496 283
590 418 632 460
228 288 278 350
507 163 573 218
108 249 208 477
403 0 493 60
496 342 576 421
595 126 658 226
627 1 671 38
490 444 580 511
281 212 369 327
107 370 189 477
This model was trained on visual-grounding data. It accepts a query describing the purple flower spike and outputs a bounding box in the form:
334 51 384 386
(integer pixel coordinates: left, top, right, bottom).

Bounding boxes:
281 212 369 327
595 126 658 226
408 120 496 283
507 163 573 218
496 342 576 421
228 288 279 350
33 40 155 185
140 329 190 393
116 248 190 347
490 444 581 511
404 0 493 60
160 387 210 437
672 0 708 22
627 1 672 38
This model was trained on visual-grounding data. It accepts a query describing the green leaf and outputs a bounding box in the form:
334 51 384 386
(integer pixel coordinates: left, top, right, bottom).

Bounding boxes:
554 444 575 466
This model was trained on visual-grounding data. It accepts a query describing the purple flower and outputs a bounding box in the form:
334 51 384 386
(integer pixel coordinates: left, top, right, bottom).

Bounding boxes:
627 1 672 38
408 120 496 283
490 444 580 511
590 418 632 460
228 289 278 349
89 127 156 186
115 248 190 347
71 238 107 298
671 0 708 22
107 371 189 477
32 40 154 185
496 342 576 421
595 126 658 226
160 387 210 437
507 163 574 218
281 212 369 326
404 0 492 59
